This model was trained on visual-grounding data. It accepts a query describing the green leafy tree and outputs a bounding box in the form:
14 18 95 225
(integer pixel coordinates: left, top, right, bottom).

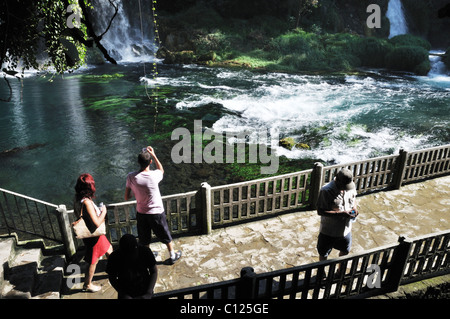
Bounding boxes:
293 0 319 28
0 0 118 101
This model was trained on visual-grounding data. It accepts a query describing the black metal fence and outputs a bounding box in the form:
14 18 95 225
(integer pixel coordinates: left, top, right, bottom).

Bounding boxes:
0 188 61 244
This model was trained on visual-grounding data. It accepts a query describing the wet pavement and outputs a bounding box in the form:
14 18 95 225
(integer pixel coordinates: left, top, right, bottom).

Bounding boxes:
62 175 450 299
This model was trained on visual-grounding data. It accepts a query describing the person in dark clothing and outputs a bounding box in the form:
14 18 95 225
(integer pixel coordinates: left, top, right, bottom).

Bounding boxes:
106 234 158 299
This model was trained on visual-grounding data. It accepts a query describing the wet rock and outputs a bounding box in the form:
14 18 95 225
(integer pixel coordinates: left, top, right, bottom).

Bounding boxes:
197 51 217 62
279 137 296 150
0 143 47 157
279 137 310 150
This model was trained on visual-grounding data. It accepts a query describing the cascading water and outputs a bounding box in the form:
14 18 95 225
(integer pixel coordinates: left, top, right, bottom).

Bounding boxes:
89 0 156 62
386 0 409 38
386 0 449 79
427 50 450 81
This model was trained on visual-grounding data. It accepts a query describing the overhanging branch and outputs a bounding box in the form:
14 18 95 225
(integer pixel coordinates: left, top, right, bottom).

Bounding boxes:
77 0 117 64
98 0 119 39
0 76 12 102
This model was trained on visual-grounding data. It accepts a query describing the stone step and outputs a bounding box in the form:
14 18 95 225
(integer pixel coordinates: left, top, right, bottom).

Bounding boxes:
0 236 66 299
32 254 66 299
1 246 42 298
9 246 42 268
0 237 15 288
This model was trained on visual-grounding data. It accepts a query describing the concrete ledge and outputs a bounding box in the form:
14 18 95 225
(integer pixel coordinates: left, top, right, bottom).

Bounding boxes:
370 274 450 299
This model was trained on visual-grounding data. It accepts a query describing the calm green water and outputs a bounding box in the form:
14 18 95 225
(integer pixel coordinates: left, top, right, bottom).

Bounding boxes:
0 62 449 206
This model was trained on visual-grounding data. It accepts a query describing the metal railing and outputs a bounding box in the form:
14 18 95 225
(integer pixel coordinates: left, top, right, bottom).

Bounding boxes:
0 188 62 244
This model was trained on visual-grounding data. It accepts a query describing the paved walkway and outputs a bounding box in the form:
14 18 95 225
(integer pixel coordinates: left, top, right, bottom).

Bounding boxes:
62 175 450 299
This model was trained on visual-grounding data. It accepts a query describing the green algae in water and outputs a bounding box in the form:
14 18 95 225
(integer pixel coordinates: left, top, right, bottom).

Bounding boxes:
84 95 140 113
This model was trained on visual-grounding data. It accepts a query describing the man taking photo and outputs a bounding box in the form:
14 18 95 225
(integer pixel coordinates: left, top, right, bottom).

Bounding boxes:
125 146 182 265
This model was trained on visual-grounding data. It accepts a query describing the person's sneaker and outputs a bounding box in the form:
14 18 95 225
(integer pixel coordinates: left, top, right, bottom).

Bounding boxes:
167 250 182 265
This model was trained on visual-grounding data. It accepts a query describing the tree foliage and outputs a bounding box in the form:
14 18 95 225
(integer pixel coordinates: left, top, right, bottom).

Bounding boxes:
294 0 319 28
0 0 118 101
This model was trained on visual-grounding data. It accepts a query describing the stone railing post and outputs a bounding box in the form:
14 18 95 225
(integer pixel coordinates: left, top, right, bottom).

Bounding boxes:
236 267 257 299
309 162 324 210
385 236 413 292
393 148 408 189
56 205 77 259
201 182 212 235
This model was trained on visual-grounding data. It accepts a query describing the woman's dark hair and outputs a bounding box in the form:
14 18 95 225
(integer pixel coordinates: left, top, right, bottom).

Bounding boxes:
75 173 96 201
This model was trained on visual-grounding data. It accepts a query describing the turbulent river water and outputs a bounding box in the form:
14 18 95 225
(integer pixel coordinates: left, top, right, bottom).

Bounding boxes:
0 59 449 206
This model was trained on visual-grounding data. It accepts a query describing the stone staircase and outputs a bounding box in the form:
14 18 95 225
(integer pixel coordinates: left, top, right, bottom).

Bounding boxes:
0 236 66 299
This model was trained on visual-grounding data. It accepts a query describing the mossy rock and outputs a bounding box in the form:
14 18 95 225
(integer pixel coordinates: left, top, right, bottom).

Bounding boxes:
414 60 431 76
388 34 431 51
385 45 430 74
295 143 310 150
350 37 392 68
211 60 252 69
197 51 217 62
279 137 296 150
279 137 310 151
85 46 105 65
164 50 197 64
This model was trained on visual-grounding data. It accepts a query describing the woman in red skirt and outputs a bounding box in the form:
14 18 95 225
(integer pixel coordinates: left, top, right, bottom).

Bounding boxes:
74 173 113 292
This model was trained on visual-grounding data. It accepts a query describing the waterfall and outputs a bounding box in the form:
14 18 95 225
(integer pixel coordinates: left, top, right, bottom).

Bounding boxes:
89 0 156 62
386 0 409 38
427 50 450 79
385 1 449 80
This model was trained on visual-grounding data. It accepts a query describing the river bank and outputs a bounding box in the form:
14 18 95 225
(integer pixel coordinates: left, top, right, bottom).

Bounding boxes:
148 0 450 76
